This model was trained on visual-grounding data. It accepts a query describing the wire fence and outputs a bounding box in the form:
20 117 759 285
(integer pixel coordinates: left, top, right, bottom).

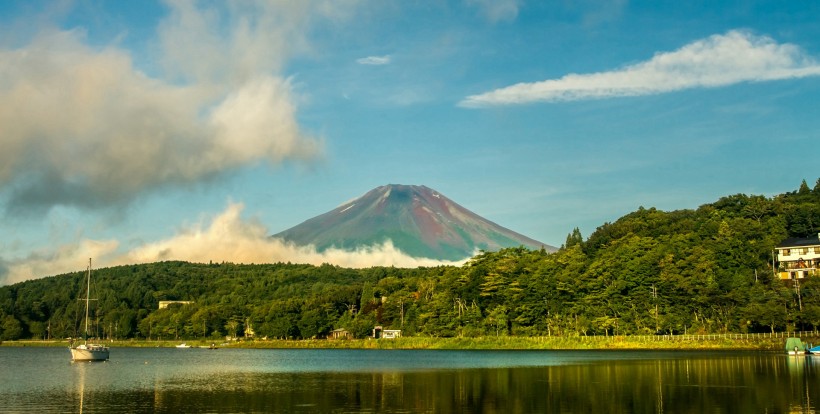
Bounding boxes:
616 331 820 341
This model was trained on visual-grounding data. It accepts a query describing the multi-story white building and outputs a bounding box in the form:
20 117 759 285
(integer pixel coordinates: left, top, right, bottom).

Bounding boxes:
775 234 820 279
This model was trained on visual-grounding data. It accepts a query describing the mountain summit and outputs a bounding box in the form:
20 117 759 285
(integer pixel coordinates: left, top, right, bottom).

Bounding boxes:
274 184 555 261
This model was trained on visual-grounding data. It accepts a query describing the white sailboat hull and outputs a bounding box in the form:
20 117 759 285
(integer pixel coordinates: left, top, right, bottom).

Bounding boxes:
70 344 109 361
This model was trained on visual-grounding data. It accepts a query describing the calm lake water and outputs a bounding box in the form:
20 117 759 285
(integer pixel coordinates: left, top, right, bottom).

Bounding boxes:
0 346 816 413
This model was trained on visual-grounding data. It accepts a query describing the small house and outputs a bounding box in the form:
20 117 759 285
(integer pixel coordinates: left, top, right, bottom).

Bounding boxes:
330 328 351 340
372 326 401 339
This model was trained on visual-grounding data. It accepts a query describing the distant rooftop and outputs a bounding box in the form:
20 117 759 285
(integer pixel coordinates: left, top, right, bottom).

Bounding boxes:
777 234 820 248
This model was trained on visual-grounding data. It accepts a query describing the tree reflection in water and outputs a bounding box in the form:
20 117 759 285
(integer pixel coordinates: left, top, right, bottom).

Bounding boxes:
92 355 819 413
3 350 818 413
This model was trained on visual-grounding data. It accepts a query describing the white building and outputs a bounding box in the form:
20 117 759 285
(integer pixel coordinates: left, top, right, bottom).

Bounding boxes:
372 325 401 339
775 234 820 279
158 300 194 309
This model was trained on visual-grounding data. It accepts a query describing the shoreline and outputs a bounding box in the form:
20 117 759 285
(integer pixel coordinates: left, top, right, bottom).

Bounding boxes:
2 335 808 351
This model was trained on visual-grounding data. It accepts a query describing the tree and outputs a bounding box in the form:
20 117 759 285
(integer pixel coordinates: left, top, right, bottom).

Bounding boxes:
28 321 46 340
348 313 378 338
1 315 23 340
485 305 508 336
799 305 820 332
741 284 789 333
798 179 811 195
297 308 329 339
742 196 772 223
118 310 136 338
225 318 242 340
564 227 583 249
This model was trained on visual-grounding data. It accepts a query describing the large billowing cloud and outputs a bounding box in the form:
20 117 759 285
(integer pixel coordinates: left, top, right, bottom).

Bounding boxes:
0 203 466 285
0 0 354 215
460 30 820 107
0 0 460 285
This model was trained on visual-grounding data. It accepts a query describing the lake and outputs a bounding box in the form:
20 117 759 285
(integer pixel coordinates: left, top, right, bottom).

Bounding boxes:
0 346 816 413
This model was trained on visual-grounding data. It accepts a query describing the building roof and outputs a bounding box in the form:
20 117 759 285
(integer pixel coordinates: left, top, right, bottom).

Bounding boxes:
777 235 820 248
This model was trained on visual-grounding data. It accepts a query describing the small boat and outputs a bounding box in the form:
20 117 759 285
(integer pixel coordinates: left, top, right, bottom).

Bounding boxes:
70 259 109 362
175 343 191 348
808 345 820 354
785 337 807 356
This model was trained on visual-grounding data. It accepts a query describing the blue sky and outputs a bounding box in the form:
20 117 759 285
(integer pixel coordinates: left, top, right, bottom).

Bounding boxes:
1 0 819 284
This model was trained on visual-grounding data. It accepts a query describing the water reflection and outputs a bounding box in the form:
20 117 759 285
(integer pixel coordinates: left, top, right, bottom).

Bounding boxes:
0 348 817 413
115 356 819 413
787 356 818 414
76 363 86 413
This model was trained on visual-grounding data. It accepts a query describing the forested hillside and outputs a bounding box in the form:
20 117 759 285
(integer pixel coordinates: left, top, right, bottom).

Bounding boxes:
1 179 819 341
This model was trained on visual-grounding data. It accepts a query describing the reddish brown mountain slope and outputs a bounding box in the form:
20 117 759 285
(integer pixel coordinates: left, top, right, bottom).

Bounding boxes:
274 184 555 261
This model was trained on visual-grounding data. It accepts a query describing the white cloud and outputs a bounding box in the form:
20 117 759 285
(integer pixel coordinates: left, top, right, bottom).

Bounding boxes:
465 0 520 23
356 55 391 65
126 203 466 268
571 0 628 27
460 30 820 107
1 239 121 286
0 1 361 214
1 203 466 284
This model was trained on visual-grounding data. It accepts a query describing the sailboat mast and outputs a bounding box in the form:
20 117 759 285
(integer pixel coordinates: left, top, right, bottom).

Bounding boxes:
84 258 91 341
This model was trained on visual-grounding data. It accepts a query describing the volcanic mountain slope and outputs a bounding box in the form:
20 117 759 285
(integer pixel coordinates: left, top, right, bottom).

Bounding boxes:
274 184 555 261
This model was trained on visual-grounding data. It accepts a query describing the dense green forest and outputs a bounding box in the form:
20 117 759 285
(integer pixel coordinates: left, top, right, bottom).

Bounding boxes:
1 179 819 341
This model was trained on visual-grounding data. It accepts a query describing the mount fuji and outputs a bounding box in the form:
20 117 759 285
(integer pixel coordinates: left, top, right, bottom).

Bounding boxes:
274 184 555 261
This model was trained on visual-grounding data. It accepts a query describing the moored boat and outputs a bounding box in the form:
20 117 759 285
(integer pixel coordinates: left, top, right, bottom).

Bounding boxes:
785 337 808 356
70 259 109 362
70 343 110 361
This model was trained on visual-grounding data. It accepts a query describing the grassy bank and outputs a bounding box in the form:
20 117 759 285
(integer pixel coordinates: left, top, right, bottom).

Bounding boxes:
1 335 798 351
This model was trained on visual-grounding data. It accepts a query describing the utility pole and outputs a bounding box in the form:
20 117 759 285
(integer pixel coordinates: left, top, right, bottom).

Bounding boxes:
651 284 659 333
796 279 804 312
399 298 405 327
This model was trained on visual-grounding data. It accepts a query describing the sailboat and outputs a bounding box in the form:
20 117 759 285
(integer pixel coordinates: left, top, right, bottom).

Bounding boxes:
70 258 109 362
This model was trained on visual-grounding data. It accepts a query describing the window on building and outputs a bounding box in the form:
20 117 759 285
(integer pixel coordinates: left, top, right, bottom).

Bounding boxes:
783 249 791 256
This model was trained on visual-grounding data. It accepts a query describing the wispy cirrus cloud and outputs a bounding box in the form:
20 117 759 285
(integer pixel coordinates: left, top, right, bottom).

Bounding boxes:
356 55 391 65
460 30 820 107
465 0 520 23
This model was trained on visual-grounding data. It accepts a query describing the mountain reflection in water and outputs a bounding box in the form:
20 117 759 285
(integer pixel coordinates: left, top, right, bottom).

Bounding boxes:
0 348 816 413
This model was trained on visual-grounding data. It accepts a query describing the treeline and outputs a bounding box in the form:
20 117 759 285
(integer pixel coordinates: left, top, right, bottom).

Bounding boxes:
1 179 819 341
